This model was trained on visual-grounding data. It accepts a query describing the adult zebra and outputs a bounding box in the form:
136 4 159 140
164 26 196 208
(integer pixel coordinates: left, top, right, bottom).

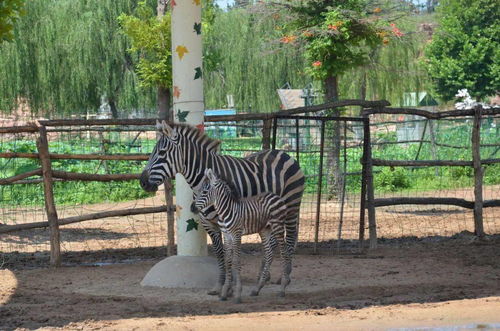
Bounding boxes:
140 121 304 294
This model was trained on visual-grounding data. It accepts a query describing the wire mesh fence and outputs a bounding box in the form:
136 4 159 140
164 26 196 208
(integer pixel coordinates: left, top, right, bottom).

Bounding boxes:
270 116 365 250
366 114 500 239
0 124 168 256
1 108 499 264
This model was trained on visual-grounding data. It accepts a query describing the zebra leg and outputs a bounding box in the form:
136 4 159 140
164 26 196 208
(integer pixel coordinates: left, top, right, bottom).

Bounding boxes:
251 229 273 296
200 218 225 295
257 235 276 283
273 221 291 297
284 212 300 276
232 231 243 304
220 231 233 301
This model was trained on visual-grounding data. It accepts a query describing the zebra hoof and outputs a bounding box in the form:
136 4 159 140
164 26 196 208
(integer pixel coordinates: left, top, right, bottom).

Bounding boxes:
250 290 259 296
234 297 242 304
278 291 285 297
219 296 228 301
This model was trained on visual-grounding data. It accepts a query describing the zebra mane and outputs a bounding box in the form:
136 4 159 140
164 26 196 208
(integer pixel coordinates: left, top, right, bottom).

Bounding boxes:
171 122 221 152
218 177 240 200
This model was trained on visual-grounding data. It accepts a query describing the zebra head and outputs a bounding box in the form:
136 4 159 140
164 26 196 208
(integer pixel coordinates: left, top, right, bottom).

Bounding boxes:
140 120 183 192
194 168 232 213
194 169 218 213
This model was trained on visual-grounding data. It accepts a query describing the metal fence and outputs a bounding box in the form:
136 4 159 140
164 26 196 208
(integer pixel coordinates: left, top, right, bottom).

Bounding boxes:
1 100 499 267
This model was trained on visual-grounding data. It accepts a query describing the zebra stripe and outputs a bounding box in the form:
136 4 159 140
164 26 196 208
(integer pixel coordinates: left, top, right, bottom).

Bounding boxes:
195 168 291 301
140 121 304 295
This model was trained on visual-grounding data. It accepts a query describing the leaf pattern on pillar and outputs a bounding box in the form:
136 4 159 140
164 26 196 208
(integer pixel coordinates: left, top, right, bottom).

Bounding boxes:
176 109 189 122
193 22 202 35
175 45 189 60
173 86 181 99
196 123 204 132
186 218 199 232
194 67 202 80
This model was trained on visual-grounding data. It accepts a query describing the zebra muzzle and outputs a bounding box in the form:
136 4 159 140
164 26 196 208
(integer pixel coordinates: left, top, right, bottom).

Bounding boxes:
190 202 199 214
139 170 158 192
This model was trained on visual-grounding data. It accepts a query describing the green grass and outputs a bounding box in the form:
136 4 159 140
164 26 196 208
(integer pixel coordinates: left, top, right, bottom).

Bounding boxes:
1 122 499 207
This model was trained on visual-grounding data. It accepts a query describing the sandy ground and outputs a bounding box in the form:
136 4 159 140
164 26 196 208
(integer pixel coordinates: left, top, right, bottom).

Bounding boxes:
1 234 499 330
2 185 499 254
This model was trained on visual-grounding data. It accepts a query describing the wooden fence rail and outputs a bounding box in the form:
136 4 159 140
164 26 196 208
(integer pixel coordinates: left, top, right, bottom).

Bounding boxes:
0 205 175 235
0 152 150 161
1 101 499 264
0 121 174 266
365 105 500 240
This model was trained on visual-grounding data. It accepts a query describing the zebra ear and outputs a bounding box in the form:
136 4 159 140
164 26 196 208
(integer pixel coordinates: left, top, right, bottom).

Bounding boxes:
205 168 216 182
157 120 174 137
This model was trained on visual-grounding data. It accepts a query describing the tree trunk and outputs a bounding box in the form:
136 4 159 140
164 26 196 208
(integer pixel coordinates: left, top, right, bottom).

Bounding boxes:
109 99 119 119
359 70 367 116
157 86 171 121
325 75 342 200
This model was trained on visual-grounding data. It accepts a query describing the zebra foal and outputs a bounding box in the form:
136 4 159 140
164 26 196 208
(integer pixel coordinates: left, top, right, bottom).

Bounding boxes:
194 168 291 303
140 121 304 295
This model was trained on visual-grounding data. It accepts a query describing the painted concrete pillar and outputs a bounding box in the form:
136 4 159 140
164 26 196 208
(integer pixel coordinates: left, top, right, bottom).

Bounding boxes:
171 0 207 256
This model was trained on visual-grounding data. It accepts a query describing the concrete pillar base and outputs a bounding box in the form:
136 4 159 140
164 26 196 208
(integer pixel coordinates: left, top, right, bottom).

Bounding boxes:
141 256 218 288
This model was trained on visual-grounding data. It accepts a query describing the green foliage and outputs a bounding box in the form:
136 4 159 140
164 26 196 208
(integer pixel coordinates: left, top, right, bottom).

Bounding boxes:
203 8 310 111
425 0 500 101
375 167 410 191
0 0 155 116
276 0 395 80
118 1 172 89
0 136 154 207
0 0 25 42
0 0 434 116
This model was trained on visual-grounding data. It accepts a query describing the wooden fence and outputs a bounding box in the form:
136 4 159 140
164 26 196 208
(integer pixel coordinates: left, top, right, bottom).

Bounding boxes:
362 104 500 248
1 99 499 265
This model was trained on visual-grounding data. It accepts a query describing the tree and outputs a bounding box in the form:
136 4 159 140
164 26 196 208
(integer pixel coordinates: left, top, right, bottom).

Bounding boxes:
118 0 172 120
272 0 406 197
425 0 499 101
0 0 25 42
0 0 154 117
203 7 310 111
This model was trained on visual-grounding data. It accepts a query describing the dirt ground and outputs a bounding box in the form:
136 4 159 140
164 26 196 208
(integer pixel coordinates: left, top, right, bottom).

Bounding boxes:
2 185 499 254
1 234 499 330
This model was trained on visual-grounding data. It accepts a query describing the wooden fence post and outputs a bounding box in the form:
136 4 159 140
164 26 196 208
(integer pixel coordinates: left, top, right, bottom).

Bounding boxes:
262 119 272 150
164 180 176 256
472 105 485 237
363 115 377 249
359 119 369 251
36 124 61 267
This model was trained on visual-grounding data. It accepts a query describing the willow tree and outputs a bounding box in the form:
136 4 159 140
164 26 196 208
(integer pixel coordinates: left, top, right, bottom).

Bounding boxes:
203 7 310 111
0 0 155 117
0 0 25 42
339 17 432 106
